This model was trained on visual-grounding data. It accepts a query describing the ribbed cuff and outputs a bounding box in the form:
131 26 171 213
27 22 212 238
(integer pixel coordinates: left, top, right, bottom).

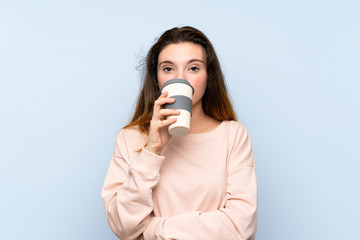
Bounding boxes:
131 147 165 176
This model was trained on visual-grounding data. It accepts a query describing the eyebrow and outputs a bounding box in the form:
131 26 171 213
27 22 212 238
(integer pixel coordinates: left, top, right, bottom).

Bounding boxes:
158 59 205 67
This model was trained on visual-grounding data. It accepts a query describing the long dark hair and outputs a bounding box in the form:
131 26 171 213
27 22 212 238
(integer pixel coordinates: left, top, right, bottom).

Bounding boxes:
124 26 237 134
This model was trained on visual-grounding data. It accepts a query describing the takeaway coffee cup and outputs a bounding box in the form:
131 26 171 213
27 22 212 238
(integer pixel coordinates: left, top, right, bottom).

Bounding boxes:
160 79 194 136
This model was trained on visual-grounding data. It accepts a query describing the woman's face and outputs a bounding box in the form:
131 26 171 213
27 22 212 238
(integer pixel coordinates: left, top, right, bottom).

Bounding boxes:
157 42 207 107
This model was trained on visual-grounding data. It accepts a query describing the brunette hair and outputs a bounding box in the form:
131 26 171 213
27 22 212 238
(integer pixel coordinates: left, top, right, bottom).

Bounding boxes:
124 26 237 134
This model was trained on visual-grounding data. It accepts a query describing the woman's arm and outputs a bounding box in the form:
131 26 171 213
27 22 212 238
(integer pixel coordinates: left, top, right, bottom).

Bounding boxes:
101 129 165 240
101 91 179 239
143 124 257 240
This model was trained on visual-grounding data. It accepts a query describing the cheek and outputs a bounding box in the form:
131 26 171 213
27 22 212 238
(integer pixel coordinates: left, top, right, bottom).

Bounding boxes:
191 78 207 100
157 75 167 89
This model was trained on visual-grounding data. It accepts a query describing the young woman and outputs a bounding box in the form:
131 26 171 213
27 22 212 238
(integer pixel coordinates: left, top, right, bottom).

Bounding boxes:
101 26 257 240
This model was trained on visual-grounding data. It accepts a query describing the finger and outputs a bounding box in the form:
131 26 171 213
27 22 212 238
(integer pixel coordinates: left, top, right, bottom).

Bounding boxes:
153 98 176 116
156 91 169 102
159 116 177 128
149 117 176 133
160 91 169 97
154 97 175 107
158 109 181 118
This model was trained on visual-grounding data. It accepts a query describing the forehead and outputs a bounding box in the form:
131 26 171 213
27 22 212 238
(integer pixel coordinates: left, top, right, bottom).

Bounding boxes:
158 42 205 62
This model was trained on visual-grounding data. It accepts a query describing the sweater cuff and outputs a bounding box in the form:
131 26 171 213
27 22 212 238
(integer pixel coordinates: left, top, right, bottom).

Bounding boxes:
131 147 165 176
143 216 164 239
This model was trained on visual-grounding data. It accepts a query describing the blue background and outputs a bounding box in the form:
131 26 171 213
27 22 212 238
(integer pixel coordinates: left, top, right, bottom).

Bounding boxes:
1 0 359 239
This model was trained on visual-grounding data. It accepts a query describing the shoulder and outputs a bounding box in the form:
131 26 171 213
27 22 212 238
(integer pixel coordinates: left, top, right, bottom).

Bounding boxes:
224 120 249 137
224 120 253 150
121 125 148 140
115 125 148 155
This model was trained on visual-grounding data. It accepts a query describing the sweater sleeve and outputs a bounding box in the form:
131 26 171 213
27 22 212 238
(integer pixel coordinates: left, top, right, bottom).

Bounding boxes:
143 124 257 240
101 129 165 240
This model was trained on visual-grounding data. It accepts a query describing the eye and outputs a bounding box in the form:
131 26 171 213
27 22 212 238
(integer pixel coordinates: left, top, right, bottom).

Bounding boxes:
163 67 173 72
189 66 200 72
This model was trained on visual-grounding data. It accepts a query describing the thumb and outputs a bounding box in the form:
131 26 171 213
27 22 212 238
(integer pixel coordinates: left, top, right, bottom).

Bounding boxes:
160 125 172 143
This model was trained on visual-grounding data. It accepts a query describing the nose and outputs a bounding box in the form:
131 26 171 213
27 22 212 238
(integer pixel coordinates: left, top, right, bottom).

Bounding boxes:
175 70 185 80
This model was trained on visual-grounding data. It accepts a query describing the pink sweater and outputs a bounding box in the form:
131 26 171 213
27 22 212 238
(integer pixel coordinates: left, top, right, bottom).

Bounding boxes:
101 120 257 240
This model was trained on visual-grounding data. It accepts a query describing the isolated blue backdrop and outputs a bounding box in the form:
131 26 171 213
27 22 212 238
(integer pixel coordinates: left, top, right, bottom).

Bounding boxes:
0 0 359 239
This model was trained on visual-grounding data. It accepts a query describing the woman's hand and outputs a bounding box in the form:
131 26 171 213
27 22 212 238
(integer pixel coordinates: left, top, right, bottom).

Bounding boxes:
145 91 180 155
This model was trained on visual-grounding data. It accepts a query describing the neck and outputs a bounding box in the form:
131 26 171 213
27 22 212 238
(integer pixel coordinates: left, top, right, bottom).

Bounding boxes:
189 101 208 133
